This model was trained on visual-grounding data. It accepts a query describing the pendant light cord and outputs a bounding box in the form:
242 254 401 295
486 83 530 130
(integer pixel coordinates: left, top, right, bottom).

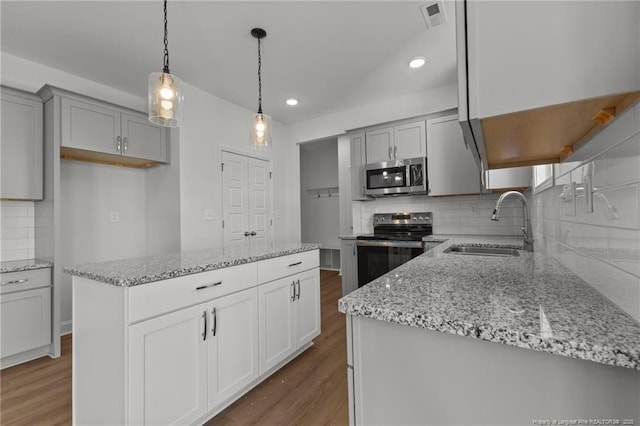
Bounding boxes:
163 0 170 74
257 37 263 114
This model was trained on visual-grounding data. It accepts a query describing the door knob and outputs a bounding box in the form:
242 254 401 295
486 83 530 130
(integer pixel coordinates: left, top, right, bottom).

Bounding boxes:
250 231 257 236
244 231 250 237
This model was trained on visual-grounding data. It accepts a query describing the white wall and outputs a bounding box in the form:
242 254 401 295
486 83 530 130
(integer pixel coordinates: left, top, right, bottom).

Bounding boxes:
289 84 457 143
530 104 640 322
300 139 340 249
178 83 299 251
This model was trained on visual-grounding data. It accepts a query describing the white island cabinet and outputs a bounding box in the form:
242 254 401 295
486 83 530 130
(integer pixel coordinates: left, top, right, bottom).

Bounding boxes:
68 245 319 425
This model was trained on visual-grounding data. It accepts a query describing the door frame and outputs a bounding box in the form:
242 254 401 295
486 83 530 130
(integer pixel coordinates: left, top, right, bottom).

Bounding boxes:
219 146 274 247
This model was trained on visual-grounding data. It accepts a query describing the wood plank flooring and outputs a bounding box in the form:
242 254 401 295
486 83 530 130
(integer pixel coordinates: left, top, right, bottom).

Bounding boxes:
0 270 348 426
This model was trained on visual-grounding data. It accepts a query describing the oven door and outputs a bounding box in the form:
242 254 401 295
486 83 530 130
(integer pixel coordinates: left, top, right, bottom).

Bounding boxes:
356 240 424 287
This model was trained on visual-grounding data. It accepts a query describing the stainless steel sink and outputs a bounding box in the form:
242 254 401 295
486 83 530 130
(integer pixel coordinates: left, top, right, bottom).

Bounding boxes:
443 245 520 257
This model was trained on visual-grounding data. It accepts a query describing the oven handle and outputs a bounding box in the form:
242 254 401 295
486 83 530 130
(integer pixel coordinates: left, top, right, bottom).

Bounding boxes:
356 240 424 249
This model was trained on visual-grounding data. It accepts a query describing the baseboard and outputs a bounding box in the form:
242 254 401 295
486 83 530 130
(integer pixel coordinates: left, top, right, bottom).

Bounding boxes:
1 345 51 369
60 320 72 336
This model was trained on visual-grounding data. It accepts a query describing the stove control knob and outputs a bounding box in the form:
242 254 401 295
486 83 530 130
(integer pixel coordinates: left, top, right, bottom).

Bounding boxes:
418 216 423 220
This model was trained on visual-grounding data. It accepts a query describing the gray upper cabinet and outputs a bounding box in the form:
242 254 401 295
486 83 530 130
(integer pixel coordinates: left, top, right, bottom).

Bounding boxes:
1 86 43 200
365 120 425 164
426 114 480 196
40 85 169 168
349 132 370 201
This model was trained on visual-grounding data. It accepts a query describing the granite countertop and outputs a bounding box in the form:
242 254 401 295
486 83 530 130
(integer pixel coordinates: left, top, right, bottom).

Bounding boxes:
1 259 53 274
64 242 320 287
338 235 640 370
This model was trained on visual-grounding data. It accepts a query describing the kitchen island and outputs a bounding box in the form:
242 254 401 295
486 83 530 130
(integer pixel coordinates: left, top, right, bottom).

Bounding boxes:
65 242 320 425
339 235 640 425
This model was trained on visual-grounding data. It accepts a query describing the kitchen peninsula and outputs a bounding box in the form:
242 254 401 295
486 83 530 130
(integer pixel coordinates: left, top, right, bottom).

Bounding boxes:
65 243 320 425
339 236 640 425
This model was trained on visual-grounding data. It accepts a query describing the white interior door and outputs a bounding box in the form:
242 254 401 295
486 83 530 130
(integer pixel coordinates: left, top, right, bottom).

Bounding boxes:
248 157 271 245
222 151 249 249
222 150 271 248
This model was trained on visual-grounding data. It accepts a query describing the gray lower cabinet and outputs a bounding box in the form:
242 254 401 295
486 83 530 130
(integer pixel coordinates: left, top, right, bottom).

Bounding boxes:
0 268 52 367
39 85 169 168
340 238 358 296
1 86 43 200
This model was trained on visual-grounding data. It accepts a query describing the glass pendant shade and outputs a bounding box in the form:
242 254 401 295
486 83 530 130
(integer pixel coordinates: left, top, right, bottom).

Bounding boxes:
148 71 184 127
251 112 272 149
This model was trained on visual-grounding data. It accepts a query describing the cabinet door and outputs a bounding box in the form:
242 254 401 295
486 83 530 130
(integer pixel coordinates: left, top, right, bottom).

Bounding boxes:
247 157 271 244
350 133 368 200
426 115 480 196
61 97 121 154
294 269 321 346
394 121 425 160
0 287 51 358
258 276 296 374
340 240 358 296
1 88 43 200
365 127 394 163
129 304 208 425
121 113 168 163
222 151 249 249
208 288 259 410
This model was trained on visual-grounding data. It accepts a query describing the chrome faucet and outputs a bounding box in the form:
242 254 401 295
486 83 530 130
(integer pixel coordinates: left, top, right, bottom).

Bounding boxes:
491 191 534 252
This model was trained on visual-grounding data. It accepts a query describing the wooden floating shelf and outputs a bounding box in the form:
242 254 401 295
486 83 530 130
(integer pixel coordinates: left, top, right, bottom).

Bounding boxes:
481 90 640 169
60 147 161 169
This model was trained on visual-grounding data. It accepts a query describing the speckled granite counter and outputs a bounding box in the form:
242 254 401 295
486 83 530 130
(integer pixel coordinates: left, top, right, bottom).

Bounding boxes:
1 259 53 273
338 235 640 370
64 242 319 287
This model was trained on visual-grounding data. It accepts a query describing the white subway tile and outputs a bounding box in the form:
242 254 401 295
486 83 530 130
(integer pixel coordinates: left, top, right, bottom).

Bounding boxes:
566 223 608 260
1 216 35 229
0 228 29 240
607 228 640 278
588 186 639 229
1 206 29 217
1 238 35 250
604 133 640 187
0 249 30 262
587 258 640 322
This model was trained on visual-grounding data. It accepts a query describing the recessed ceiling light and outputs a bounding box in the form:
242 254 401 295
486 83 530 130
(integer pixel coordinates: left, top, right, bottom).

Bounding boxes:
408 57 427 69
286 98 299 106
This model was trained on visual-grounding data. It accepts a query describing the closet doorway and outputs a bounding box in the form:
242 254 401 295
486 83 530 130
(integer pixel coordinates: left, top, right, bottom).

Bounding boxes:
221 150 272 248
300 138 340 270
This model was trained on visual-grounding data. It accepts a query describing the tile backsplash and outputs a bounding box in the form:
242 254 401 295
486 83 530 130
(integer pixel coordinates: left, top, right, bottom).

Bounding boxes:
530 104 640 322
353 193 525 236
1 200 36 261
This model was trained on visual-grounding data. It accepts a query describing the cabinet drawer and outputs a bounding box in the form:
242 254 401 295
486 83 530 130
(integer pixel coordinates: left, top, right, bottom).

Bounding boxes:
128 262 257 323
257 250 319 284
1 286 51 358
0 268 51 295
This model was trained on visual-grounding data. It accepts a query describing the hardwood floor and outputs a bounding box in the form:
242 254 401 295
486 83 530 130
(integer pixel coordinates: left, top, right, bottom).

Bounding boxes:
0 270 348 426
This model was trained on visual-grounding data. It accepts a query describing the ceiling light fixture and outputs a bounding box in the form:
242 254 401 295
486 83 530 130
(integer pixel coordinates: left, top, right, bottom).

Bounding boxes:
148 0 183 127
250 28 271 149
409 56 427 69
286 99 298 106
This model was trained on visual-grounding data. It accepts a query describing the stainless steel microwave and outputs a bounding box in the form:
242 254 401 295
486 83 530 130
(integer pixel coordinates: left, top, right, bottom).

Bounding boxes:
364 157 428 197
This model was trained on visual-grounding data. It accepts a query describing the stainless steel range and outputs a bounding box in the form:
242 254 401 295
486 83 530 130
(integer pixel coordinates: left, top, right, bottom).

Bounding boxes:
356 212 433 287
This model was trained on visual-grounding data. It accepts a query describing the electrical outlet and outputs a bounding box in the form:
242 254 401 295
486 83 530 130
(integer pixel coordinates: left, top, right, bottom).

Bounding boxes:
470 204 478 216
110 211 120 223
203 209 215 221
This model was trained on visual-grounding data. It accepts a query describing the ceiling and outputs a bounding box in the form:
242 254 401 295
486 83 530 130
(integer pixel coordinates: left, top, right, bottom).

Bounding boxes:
1 1 457 125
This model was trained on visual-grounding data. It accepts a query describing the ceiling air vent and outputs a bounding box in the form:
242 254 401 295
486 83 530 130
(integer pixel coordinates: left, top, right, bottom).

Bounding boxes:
420 1 447 29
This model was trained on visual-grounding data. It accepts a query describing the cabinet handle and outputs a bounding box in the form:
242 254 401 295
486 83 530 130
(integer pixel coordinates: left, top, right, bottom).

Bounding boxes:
116 136 122 152
202 311 207 341
244 231 251 237
362 185 365 197
123 137 128 153
388 146 393 159
1 278 28 286
250 231 257 236
291 282 296 302
352 244 356 256
212 307 217 337
195 281 222 290
288 261 302 267
296 279 301 301
393 145 397 158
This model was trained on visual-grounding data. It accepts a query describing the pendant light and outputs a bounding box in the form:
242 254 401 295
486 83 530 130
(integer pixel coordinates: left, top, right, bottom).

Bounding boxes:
148 0 184 127
250 28 271 149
